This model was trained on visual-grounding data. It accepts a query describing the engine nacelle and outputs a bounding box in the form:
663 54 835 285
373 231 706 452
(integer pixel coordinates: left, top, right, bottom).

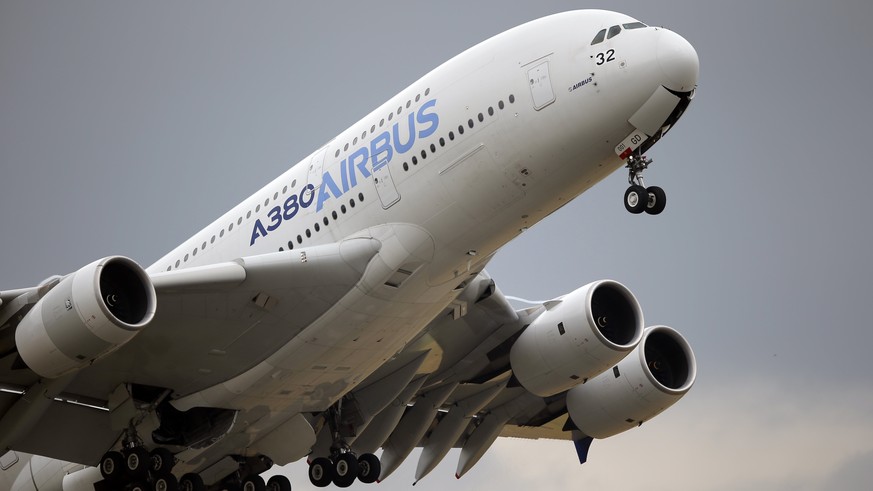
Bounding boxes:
509 280 644 397
566 325 696 439
15 256 156 378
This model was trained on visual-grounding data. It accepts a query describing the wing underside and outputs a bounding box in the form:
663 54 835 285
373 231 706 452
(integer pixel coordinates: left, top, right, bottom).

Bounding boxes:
0 242 694 485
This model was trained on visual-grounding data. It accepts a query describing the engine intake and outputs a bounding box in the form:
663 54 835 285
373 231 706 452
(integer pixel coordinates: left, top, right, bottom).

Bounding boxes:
15 256 156 378
566 325 696 439
509 280 644 397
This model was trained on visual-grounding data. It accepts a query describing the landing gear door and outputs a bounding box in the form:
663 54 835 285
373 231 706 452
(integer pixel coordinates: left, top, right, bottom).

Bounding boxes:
527 61 556 110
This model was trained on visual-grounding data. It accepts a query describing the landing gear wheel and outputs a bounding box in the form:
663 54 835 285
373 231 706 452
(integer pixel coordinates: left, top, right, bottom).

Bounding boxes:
154 474 179 491
100 451 125 482
242 475 266 491
624 185 648 214
308 457 334 488
124 447 151 480
357 453 381 484
125 481 152 491
645 186 666 215
179 473 206 491
332 453 359 488
150 448 176 475
266 475 292 491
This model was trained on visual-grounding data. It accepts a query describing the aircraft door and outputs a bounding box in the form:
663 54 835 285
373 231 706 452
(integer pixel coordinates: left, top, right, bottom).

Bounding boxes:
373 159 400 209
305 147 327 203
527 60 556 110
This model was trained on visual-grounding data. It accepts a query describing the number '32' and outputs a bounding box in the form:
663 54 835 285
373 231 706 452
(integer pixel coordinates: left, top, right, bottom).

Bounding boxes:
595 49 615 65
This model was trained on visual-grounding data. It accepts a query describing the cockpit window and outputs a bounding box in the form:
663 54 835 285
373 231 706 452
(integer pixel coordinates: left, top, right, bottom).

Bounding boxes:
591 29 606 45
622 22 647 30
607 25 622 39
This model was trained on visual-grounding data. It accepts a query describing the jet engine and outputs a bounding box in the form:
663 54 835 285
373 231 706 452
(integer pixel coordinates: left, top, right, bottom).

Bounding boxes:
509 280 644 397
15 256 156 379
565 325 696 438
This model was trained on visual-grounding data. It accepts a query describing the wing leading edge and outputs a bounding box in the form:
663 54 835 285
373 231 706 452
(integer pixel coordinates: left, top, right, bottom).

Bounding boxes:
0 236 382 464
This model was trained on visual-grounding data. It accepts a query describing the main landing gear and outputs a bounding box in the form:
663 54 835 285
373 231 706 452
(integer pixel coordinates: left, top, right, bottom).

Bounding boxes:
308 404 381 488
308 451 381 488
98 446 179 491
98 446 293 491
624 154 666 215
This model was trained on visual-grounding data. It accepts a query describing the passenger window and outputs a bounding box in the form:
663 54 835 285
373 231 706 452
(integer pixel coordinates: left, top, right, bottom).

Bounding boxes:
607 25 622 39
591 29 606 45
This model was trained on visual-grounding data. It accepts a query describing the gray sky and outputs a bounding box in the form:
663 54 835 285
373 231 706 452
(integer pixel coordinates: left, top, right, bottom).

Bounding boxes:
2 1 873 490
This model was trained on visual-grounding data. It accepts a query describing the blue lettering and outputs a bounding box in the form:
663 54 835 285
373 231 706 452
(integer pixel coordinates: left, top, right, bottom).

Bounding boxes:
249 99 441 246
266 206 282 231
250 219 268 246
340 158 350 192
392 112 416 154
348 146 370 188
417 99 439 139
316 172 343 212
370 131 393 171
300 183 315 208
283 194 299 220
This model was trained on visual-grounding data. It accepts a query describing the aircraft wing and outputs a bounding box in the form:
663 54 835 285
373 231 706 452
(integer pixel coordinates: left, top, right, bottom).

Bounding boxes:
0 237 381 464
327 274 579 481
0 248 694 484
335 273 695 482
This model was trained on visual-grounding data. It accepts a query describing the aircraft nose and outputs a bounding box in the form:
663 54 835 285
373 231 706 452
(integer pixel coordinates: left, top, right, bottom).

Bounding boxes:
657 29 699 92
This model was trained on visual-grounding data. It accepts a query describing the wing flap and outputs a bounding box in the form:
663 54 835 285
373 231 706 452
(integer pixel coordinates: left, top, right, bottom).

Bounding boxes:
0 391 116 465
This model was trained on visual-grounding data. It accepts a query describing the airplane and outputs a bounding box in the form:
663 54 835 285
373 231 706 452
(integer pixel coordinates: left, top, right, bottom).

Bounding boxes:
0 9 699 491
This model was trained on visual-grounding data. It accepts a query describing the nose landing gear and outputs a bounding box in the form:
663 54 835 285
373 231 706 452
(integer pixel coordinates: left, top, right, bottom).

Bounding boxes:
624 154 666 215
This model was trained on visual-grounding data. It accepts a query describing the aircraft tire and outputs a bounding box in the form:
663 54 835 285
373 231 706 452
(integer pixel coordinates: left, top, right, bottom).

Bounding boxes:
242 475 266 491
125 481 152 491
308 457 334 488
150 448 176 475
179 473 206 491
357 453 381 484
645 186 667 215
154 473 179 491
332 454 359 488
266 475 292 491
124 448 151 480
99 451 125 482
624 185 648 214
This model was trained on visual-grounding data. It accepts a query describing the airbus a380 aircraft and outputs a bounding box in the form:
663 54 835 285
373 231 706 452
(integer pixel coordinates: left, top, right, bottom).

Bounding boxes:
0 10 699 491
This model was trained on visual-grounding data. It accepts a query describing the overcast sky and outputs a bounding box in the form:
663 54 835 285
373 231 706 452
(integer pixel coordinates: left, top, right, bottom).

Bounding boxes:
2 1 872 490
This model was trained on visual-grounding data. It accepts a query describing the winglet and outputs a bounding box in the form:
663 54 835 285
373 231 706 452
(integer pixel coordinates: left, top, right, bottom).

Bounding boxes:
573 436 594 464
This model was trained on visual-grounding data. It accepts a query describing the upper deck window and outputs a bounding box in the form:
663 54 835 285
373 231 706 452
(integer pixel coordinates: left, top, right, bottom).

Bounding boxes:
622 22 647 30
607 25 622 39
591 29 606 45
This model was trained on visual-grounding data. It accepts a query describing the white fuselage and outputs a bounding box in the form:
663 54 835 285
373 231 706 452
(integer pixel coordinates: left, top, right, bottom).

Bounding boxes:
0 10 703 489
149 10 676 279
138 9 694 469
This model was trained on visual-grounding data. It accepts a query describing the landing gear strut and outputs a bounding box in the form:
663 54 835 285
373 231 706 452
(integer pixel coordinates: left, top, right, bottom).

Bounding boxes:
624 154 666 215
308 404 382 488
